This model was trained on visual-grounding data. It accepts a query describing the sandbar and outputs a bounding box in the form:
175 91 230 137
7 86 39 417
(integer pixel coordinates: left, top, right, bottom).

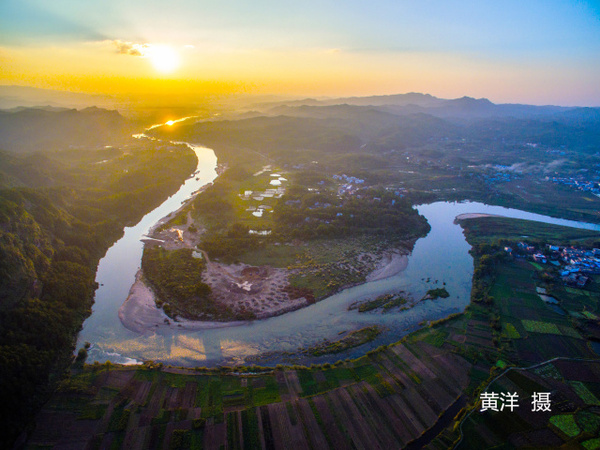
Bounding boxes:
366 251 409 282
118 270 246 334
455 213 501 220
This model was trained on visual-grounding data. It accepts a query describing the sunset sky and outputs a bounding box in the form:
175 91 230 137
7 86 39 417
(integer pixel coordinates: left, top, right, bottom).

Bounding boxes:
1 0 599 105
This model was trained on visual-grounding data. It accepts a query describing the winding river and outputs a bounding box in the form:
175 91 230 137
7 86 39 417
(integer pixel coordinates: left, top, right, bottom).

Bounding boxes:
77 128 600 367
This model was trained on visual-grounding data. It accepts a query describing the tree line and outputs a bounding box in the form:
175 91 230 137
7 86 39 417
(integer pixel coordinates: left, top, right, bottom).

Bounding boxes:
0 143 196 447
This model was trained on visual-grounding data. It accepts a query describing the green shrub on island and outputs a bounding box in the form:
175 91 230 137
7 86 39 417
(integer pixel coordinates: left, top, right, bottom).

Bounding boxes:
142 247 220 319
424 287 450 300
350 293 408 313
201 222 263 261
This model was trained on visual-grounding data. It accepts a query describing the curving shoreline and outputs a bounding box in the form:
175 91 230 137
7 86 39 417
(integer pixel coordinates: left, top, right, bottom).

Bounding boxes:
86 194 600 366
119 250 410 334
118 270 247 333
367 251 409 282
454 212 501 220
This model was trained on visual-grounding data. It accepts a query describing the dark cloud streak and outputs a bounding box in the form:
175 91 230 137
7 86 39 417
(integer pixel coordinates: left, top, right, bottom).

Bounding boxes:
111 40 149 57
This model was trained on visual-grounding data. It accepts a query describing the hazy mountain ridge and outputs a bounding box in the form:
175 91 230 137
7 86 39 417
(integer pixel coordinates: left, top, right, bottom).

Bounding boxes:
253 92 597 122
251 92 443 109
160 98 600 163
0 106 134 153
0 85 115 110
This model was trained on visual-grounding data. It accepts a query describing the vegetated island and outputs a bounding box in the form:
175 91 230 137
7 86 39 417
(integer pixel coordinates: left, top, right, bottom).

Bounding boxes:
349 288 450 314
349 293 410 313
423 287 450 300
120 162 430 331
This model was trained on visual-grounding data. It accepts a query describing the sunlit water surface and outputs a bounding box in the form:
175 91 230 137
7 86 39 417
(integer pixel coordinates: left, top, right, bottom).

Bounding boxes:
77 134 600 366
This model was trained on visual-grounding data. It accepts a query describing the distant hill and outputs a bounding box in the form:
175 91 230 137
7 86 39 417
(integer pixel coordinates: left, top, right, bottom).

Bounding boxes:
314 92 445 108
155 93 600 166
252 92 600 122
0 85 115 110
0 106 133 153
0 150 74 189
251 92 444 109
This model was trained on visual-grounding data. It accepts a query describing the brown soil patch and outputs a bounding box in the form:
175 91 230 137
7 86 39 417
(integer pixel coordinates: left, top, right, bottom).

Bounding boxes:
202 260 310 319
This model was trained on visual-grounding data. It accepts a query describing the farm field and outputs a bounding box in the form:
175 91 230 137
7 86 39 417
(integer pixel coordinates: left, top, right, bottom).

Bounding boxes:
25 215 600 449
457 360 600 449
446 216 600 447
491 177 600 224
240 236 394 300
27 341 472 449
459 216 600 246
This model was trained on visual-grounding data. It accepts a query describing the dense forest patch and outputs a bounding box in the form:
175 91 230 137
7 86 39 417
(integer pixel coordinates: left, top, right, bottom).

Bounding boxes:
0 141 196 447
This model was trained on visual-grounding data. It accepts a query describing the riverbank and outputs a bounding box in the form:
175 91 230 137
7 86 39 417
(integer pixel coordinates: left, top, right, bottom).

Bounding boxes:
119 246 411 333
34 212 600 450
118 270 247 333
87 199 600 367
366 251 409 281
454 212 500 221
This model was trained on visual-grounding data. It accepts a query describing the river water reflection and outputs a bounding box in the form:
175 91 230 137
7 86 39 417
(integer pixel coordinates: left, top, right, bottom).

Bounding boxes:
77 144 600 367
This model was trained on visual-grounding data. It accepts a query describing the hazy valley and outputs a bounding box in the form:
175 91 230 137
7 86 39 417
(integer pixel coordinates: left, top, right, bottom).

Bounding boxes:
1 88 600 448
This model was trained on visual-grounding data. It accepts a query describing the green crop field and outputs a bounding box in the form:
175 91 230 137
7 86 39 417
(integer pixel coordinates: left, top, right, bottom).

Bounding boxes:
522 320 562 335
550 414 581 438
570 381 600 406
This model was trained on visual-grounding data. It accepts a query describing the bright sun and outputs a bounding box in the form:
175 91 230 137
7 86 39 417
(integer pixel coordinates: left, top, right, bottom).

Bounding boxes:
148 45 180 74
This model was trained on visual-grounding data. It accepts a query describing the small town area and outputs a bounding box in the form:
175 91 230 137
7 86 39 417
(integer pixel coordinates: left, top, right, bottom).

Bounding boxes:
505 242 600 288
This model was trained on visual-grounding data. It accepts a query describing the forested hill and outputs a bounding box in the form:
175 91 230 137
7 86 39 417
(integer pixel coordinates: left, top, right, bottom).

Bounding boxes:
0 142 197 447
152 104 600 170
251 93 596 120
0 106 134 153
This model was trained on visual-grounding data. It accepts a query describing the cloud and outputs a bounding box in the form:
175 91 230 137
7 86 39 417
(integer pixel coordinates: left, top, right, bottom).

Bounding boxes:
543 159 566 173
481 158 567 175
110 40 150 57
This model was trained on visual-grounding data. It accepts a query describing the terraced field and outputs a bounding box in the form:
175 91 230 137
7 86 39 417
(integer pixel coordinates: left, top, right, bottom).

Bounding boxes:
27 342 471 449
458 360 600 449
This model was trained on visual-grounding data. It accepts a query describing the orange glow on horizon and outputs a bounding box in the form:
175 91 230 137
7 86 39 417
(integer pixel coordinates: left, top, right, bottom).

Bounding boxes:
0 41 598 107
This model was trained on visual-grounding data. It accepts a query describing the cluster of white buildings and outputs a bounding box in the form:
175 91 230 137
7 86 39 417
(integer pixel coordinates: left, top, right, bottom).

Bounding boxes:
239 172 287 218
240 186 286 202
